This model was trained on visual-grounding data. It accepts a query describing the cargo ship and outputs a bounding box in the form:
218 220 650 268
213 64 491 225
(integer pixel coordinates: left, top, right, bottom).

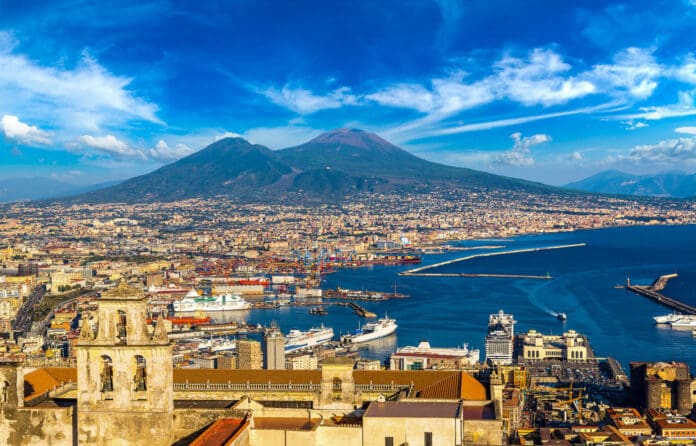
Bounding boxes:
284 325 334 353
173 289 251 312
341 315 397 344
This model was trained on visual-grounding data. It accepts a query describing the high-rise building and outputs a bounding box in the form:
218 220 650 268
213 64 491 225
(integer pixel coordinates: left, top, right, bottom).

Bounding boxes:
485 310 516 365
263 330 285 370
237 339 262 369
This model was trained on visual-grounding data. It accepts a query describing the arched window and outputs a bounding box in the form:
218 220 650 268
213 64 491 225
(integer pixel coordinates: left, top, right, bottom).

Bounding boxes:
1 380 10 403
134 355 147 392
332 377 342 392
117 310 127 343
100 355 113 393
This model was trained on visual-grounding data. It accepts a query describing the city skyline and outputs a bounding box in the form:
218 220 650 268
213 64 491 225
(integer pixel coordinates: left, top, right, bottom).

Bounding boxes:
1 0 696 185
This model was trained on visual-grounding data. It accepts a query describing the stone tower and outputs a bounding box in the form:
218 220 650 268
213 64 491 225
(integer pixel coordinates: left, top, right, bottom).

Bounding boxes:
76 281 173 445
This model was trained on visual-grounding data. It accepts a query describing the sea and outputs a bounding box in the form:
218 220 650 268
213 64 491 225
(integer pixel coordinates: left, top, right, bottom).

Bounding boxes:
210 224 696 372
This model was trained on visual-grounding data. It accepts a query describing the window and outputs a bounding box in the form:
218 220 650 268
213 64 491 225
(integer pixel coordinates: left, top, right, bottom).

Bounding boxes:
332 377 342 392
100 355 113 393
425 432 433 446
134 355 147 391
384 437 393 446
117 310 127 343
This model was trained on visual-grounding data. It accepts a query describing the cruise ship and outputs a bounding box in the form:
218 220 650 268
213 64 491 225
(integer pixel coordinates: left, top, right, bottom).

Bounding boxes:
173 289 251 312
284 325 334 353
340 316 397 344
485 310 516 365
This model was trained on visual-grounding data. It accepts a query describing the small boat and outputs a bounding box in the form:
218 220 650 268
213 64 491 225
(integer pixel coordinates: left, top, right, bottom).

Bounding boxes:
309 306 328 315
557 312 567 321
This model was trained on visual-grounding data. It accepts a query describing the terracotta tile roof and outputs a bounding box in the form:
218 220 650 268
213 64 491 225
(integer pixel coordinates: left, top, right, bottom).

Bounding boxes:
173 369 321 384
190 418 249 446
364 401 460 419
23 367 76 401
253 417 319 431
354 370 486 400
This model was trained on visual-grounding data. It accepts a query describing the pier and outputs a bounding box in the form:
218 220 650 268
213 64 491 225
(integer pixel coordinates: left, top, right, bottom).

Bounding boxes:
623 274 696 315
345 302 377 318
400 243 586 277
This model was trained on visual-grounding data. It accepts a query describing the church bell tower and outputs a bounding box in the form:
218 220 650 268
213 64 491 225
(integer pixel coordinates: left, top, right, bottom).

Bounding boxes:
76 281 172 445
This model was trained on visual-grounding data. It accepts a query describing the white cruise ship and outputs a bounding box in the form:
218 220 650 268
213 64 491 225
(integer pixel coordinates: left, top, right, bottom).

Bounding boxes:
284 325 334 353
173 290 251 312
485 309 515 365
341 316 397 344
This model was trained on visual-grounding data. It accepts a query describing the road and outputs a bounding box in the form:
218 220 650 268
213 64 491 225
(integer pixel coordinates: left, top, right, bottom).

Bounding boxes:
13 284 46 335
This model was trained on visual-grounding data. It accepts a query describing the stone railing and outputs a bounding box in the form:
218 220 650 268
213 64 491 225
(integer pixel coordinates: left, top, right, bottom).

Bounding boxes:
173 381 320 392
355 383 406 392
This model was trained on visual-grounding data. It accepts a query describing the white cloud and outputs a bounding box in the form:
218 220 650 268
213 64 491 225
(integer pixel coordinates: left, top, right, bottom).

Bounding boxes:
148 140 195 162
620 137 696 164
0 43 161 136
79 134 143 159
616 90 696 121
428 101 620 137
495 48 596 106
494 132 551 166
366 83 436 113
213 131 243 142
673 55 696 84
261 85 357 114
676 126 696 135
568 151 584 161
1 114 52 144
623 120 648 130
585 47 661 99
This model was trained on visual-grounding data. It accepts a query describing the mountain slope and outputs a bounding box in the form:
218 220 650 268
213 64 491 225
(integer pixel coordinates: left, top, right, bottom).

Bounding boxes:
74 128 560 203
78 138 293 203
565 170 696 198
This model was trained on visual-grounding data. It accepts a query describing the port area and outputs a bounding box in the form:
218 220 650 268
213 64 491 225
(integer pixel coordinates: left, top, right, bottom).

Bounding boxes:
621 273 696 315
399 243 586 278
519 358 630 427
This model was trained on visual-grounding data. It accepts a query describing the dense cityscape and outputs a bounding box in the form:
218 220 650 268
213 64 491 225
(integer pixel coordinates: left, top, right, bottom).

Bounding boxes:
4 0 696 444
1 189 696 444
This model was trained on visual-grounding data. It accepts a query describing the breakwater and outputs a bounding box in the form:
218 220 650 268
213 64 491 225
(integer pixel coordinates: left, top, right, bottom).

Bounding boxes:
400 243 586 276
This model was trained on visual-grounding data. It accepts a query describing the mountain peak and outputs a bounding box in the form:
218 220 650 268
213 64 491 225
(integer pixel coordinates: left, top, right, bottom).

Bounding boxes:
309 128 395 150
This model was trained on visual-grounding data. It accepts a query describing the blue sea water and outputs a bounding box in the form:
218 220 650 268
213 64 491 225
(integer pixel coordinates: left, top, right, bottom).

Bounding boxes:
216 225 696 371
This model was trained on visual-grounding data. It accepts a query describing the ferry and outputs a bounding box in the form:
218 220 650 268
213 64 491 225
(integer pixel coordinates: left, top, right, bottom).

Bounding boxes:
284 325 334 353
341 316 398 344
173 289 251 312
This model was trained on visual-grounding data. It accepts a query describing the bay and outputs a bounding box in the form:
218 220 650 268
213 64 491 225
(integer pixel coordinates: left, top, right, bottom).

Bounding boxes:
212 225 696 371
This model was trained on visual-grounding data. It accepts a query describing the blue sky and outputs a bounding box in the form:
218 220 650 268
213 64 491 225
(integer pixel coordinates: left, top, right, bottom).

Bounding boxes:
2 0 696 185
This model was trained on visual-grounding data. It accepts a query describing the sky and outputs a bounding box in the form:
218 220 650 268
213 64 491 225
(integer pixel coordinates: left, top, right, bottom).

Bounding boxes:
2 0 696 185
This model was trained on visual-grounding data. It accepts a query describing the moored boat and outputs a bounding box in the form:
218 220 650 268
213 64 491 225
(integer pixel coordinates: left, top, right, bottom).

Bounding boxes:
341 315 397 344
284 325 334 353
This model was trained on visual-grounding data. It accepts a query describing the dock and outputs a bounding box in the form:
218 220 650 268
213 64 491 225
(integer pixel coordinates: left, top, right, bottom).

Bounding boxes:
399 243 586 279
623 274 696 315
345 302 377 318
